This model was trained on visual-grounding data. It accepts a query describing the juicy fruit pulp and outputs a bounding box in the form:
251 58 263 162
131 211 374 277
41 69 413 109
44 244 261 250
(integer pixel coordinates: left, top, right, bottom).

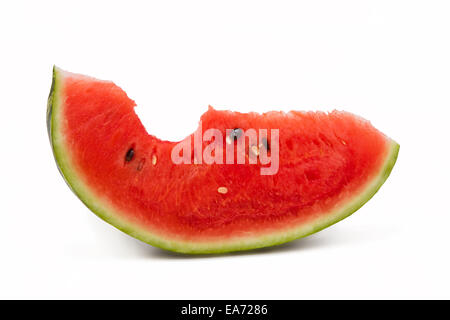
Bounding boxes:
47 67 399 254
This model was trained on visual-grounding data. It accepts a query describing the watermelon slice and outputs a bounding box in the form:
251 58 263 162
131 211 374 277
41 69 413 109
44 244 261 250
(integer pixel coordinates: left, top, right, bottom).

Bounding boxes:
47 67 399 254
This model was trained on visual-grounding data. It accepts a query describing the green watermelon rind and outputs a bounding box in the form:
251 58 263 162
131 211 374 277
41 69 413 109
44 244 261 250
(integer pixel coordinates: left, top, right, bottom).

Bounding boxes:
47 67 400 254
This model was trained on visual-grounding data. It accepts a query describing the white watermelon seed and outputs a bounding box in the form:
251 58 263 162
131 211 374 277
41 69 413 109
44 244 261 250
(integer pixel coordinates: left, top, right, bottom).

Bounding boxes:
217 187 228 194
250 145 259 156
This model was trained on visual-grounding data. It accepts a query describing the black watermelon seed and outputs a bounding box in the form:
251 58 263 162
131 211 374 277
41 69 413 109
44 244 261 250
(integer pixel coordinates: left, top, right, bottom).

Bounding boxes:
261 137 270 151
230 128 243 141
125 148 135 162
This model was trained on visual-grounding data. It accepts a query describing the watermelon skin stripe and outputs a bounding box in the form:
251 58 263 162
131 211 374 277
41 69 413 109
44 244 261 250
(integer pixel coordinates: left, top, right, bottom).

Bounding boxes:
47 67 399 254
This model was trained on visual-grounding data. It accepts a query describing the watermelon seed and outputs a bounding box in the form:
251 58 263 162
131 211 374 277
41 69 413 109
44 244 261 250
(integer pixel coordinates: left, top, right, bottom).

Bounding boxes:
341 140 347 145
217 187 228 194
261 137 270 151
228 128 243 143
137 158 146 171
152 155 157 166
125 148 134 162
250 145 259 156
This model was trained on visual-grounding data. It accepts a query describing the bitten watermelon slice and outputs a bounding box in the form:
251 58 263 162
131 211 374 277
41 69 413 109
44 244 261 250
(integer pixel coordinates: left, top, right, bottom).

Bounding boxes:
47 67 399 254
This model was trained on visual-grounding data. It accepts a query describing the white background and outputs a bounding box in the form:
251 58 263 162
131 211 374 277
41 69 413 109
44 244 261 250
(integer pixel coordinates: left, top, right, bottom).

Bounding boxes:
1 0 449 299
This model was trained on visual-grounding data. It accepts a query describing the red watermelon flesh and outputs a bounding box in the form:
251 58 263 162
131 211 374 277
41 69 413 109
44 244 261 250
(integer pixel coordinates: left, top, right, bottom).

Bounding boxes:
47 67 399 254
